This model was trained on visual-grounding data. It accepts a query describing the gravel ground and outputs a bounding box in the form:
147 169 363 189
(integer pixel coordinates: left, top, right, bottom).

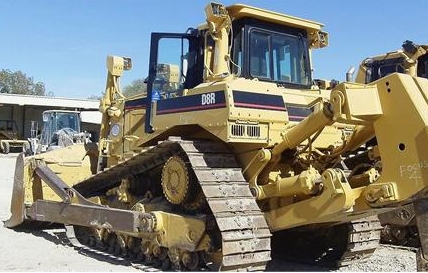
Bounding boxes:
0 153 417 271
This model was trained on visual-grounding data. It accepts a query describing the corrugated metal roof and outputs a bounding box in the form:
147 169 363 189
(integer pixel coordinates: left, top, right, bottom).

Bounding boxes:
0 93 100 109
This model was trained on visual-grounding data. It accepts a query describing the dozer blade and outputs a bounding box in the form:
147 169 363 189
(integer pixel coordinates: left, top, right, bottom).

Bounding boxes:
4 153 26 228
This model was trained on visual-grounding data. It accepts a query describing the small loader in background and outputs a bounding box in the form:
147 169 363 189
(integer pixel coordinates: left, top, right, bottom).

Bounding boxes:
26 110 91 155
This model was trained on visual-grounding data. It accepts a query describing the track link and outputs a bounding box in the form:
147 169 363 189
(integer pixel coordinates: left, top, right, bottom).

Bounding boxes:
182 140 271 271
70 138 271 271
65 225 162 272
338 216 382 266
271 215 382 268
28 137 381 270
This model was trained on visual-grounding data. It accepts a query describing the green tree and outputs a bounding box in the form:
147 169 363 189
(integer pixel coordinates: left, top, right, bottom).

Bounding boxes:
87 94 102 100
123 79 146 97
0 69 46 95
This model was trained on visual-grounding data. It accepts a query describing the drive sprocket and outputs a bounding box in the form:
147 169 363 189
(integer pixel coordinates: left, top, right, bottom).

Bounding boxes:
161 156 190 205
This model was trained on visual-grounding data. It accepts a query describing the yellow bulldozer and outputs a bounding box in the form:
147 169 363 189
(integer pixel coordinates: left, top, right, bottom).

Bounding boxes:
352 40 428 249
355 40 428 84
5 2 428 271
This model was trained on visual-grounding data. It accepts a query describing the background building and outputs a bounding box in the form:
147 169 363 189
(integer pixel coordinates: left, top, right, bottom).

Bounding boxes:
0 93 101 140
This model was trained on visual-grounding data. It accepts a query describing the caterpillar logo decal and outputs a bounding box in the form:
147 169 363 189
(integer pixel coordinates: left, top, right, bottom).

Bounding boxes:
156 91 226 115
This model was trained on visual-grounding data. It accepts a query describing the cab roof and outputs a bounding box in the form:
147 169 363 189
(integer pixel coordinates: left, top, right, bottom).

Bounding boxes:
226 3 328 48
226 3 324 32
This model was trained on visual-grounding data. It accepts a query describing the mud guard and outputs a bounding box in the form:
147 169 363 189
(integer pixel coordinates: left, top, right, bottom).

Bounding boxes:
4 153 26 228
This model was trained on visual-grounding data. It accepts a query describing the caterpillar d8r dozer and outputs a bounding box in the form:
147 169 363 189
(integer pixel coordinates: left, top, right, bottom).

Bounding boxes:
6 2 428 271
352 40 428 264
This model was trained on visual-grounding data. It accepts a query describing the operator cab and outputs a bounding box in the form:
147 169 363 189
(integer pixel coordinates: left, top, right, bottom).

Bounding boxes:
141 3 327 132
231 18 311 88
417 53 428 79
145 3 326 98
40 110 81 148
361 57 406 83
361 41 428 83
360 54 428 83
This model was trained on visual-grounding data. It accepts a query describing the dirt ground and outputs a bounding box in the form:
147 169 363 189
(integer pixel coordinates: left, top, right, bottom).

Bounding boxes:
0 153 417 272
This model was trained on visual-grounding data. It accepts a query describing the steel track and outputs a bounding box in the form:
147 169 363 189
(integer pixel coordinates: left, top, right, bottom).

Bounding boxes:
64 137 381 270
70 138 271 271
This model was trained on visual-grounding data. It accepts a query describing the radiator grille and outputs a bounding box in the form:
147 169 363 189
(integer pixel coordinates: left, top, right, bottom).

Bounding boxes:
231 124 245 136
230 124 261 138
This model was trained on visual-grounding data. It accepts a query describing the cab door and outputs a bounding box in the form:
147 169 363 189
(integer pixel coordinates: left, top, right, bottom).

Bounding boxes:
145 31 203 133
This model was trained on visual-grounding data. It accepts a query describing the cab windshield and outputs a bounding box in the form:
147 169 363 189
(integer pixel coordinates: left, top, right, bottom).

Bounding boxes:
249 30 310 85
231 20 312 87
54 112 80 132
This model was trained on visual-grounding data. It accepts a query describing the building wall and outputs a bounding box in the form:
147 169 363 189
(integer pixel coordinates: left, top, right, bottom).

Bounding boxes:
82 122 100 142
0 105 13 120
22 106 46 138
0 105 24 137
1 100 100 139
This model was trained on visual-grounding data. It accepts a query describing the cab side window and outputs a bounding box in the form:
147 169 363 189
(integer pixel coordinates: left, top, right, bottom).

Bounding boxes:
155 38 190 99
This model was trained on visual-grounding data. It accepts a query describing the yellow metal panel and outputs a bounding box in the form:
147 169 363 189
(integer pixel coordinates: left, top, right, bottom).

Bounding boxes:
363 74 428 204
226 4 328 48
226 4 324 31
343 84 383 121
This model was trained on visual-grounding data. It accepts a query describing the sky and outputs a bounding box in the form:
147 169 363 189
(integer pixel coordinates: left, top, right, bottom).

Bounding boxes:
1 0 427 99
